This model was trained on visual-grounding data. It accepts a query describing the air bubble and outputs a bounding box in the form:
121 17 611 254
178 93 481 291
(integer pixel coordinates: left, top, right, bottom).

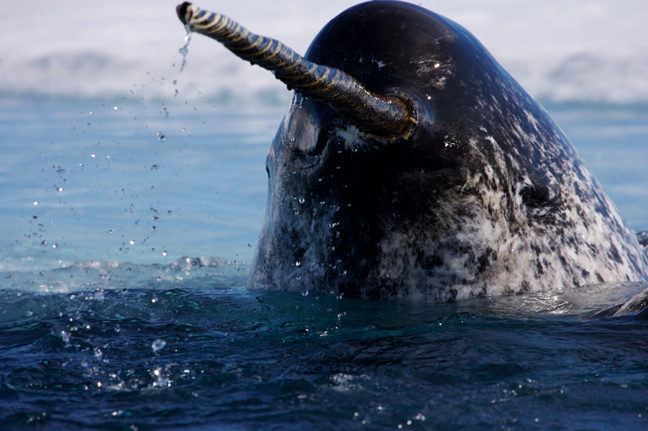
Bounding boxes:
152 339 167 353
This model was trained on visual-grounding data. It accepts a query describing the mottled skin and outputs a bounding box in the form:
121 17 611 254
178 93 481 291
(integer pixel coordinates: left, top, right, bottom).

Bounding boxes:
249 1 648 301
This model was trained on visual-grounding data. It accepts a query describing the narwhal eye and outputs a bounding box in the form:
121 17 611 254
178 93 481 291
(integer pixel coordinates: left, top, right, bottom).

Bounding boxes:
313 125 335 155
294 152 320 169
293 124 335 159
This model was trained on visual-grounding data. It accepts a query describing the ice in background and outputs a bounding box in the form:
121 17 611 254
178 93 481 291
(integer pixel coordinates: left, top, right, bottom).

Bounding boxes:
2 0 648 104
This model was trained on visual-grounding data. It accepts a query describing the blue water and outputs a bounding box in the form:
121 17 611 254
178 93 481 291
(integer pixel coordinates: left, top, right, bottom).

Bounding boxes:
1 96 648 430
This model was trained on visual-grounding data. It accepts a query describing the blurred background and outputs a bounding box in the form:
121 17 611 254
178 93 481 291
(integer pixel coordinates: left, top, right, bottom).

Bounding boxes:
2 0 648 105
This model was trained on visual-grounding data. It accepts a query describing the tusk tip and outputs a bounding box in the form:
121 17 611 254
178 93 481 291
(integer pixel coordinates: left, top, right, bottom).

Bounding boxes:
176 2 193 25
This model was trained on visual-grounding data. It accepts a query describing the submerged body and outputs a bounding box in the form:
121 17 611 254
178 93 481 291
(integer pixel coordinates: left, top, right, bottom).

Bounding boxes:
179 1 648 301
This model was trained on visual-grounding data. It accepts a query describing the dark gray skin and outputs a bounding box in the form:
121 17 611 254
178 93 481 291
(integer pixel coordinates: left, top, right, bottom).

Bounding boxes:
249 1 648 301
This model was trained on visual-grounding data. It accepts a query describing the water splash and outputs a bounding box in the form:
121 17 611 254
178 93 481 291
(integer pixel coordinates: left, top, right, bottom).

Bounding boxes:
178 24 192 73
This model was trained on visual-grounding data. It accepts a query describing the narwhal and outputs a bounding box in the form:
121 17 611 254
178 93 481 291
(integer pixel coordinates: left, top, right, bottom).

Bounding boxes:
176 1 648 301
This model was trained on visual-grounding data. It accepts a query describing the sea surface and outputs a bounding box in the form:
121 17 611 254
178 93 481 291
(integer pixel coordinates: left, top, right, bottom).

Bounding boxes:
1 96 648 430
2 1 648 429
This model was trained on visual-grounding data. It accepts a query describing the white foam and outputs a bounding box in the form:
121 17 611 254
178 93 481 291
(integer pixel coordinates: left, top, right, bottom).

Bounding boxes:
2 0 648 104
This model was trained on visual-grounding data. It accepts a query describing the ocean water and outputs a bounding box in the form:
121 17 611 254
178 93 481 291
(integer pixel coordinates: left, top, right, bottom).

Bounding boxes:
2 96 648 430
2 1 648 430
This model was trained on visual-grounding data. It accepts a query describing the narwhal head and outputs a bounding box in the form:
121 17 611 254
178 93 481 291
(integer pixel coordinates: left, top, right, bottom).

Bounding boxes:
176 2 578 299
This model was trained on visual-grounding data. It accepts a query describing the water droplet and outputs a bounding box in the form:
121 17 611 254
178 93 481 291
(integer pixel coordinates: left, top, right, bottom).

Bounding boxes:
302 290 309 297
156 132 165 141
94 347 103 360
295 261 301 267
129 239 135 245
298 197 305 204
337 312 346 327
33 201 39 206
26 309 34 317
152 339 167 353
179 24 192 73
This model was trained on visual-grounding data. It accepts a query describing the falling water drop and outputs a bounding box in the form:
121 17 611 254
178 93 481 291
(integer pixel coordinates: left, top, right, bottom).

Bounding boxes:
179 24 192 73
